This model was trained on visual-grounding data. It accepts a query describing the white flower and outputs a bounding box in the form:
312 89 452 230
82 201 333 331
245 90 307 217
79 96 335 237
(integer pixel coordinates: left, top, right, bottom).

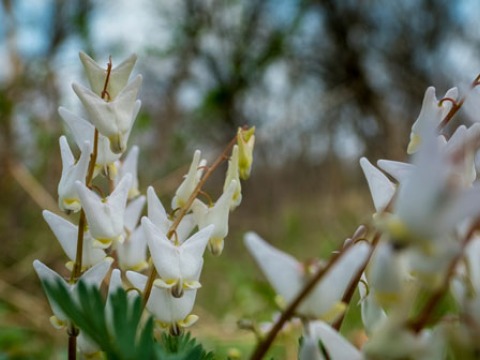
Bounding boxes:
237 126 255 179
117 195 148 271
33 258 113 329
42 210 106 270
171 150 206 210
224 145 242 209
115 145 140 199
75 174 132 247
147 186 196 243
299 321 363 360
384 127 480 249
57 136 91 213
142 217 214 297
79 52 137 100
72 75 142 154
59 107 121 178
126 271 199 334
191 180 237 255
244 232 370 320
407 86 458 154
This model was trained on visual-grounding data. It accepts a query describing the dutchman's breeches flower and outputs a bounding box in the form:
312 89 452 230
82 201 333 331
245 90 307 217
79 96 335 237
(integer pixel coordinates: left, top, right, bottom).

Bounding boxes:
127 271 199 335
244 232 371 321
43 210 106 270
142 217 214 297
146 186 196 243
59 107 121 178
33 258 113 329
76 174 132 247
57 136 91 213
73 75 142 154
79 51 137 100
192 180 237 256
171 150 205 210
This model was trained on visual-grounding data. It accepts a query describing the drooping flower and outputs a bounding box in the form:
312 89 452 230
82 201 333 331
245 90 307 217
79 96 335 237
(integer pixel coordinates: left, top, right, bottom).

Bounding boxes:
147 186 196 243
191 180 237 255
59 107 121 178
42 210 106 270
57 136 91 213
237 126 255 179
244 232 370 321
79 52 137 100
33 258 113 329
142 217 214 297
299 321 363 360
383 125 480 250
72 75 142 154
407 86 458 154
75 174 132 247
224 145 242 210
126 270 199 335
171 150 206 210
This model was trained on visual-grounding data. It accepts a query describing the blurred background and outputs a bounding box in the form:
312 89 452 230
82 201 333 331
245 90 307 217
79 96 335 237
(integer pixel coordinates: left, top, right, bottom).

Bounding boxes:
1 0 480 358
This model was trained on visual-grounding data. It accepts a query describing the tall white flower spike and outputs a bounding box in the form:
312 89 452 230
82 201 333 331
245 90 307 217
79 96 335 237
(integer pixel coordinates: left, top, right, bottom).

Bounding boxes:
244 232 370 320
33 258 113 329
42 210 106 270
142 217 214 297
79 52 137 100
171 150 205 210
115 145 140 199
72 75 142 154
127 271 199 335
75 174 132 248
191 180 237 255
299 321 363 360
57 136 91 213
59 107 121 178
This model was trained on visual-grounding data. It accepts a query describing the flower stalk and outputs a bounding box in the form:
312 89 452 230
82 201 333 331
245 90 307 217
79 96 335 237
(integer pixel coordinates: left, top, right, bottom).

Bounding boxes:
142 134 238 305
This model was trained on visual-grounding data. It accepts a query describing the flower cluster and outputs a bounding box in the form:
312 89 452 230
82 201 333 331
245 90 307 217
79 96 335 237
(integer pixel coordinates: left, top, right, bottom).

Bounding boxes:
34 52 254 357
244 80 480 359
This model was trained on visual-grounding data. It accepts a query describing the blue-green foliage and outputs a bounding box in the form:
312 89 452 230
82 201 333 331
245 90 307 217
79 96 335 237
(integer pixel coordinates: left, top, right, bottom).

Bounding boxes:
42 279 213 360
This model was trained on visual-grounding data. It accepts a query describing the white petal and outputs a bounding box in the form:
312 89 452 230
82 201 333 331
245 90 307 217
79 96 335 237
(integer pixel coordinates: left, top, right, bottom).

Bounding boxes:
307 321 363 360
244 232 303 303
377 159 414 184
360 157 395 213
79 52 137 100
126 271 197 323
124 195 146 232
147 186 170 235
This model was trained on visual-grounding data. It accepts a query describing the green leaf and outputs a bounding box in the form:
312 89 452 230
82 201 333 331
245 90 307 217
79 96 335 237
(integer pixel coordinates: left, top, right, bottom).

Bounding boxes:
42 279 155 360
